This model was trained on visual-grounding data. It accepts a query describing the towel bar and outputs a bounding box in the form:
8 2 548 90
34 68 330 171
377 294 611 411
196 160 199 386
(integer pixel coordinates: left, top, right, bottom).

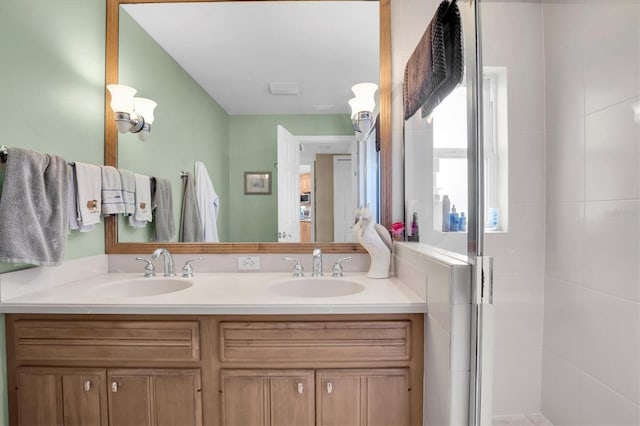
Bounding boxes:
0 145 7 163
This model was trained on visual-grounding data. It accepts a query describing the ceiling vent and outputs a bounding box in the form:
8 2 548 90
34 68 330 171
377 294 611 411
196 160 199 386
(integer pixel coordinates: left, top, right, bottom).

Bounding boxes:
269 82 300 95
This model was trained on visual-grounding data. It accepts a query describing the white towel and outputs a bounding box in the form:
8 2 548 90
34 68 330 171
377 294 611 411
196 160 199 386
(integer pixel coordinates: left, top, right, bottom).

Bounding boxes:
129 173 152 228
194 161 219 242
100 166 125 215
68 163 80 231
74 162 102 231
119 169 136 215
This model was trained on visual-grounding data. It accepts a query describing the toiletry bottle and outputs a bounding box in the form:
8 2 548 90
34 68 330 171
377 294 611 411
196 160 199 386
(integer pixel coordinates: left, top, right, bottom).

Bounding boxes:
488 207 499 230
459 212 466 232
442 195 450 232
409 212 419 242
449 205 459 232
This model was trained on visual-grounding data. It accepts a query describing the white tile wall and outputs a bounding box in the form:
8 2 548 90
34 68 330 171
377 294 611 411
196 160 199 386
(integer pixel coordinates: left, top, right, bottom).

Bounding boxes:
542 1 640 424
393 243 471 425
396 0 640 423
480 1 548 417
583 200 640 302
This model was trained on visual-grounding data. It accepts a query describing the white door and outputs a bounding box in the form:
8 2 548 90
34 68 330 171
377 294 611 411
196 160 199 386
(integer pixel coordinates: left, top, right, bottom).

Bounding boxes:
276 125 300 242
333 155 355 242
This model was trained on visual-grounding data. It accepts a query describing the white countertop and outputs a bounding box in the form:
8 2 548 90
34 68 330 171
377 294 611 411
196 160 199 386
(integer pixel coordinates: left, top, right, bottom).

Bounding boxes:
0 272 426 315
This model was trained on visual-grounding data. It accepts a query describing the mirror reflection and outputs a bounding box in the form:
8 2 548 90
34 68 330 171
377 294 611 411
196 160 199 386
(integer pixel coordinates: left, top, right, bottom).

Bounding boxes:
115 1 380 244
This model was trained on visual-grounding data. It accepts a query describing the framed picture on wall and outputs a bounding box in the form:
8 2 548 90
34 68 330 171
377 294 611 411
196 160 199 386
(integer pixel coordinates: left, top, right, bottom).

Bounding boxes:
244 171 272 195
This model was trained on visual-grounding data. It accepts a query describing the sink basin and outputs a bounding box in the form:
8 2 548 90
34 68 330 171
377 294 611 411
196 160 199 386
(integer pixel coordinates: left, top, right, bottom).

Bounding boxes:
268 278 365 298
91 278 194 298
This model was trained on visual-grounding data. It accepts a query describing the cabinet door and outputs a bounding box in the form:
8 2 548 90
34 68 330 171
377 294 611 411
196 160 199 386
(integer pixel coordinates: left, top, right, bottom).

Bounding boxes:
317 369 410 426
221 369 314 426
62 371 108 426
16 367 107 426
16 369 61 426
316 374 361 426
108 369 202 426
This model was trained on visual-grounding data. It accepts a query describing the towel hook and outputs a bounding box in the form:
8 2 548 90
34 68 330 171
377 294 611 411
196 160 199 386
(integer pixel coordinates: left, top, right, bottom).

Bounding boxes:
180 170 188 178
0 145 7 163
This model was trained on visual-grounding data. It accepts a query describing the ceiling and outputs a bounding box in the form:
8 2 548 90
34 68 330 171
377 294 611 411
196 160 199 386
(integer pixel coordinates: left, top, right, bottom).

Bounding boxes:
123 1 380 116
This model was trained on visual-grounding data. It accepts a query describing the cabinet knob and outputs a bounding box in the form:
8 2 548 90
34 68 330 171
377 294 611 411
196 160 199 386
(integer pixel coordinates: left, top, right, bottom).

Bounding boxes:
297 383 304 394
327 382 333 394
111 382 120 392
83 380 91 392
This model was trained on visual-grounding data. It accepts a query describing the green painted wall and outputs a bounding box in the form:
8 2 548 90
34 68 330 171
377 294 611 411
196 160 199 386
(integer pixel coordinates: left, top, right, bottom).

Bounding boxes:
0 0 107 421
0 0 106 273
228 114 353 242
117 10 230 243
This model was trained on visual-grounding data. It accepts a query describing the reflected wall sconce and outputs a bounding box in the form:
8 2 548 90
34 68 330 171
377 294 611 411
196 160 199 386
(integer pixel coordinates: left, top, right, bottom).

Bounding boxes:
106 84 157 141
348 82 378 136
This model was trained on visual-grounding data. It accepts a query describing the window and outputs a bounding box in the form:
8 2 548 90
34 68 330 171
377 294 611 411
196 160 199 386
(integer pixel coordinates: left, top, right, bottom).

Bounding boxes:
432 68 508 232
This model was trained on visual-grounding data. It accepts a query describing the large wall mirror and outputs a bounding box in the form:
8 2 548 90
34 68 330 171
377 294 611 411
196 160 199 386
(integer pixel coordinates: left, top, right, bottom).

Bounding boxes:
105 0 391 254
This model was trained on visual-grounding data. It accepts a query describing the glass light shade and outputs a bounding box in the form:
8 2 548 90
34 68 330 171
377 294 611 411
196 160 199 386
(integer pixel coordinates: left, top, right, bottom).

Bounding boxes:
351 82 378 113
133 97 157 124
137 129 151 142
349 98 362 120
107 84 136 113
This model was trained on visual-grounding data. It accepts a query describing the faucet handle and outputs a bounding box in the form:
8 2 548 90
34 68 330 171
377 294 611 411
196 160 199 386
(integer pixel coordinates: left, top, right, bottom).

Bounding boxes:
182 257 203 278
331 257 352 277
135 257 156 277
284 257 304 277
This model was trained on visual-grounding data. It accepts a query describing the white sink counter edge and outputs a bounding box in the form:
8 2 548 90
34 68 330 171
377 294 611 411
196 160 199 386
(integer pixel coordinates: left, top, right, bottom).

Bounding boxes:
0 272 427 315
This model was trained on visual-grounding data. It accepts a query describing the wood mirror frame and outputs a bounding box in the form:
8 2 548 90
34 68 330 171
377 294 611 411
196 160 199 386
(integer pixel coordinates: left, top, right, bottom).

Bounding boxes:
104 0 391 254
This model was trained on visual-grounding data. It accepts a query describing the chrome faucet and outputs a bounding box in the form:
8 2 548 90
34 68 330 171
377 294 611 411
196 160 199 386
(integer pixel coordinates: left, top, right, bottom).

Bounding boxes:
312 247 323 277
151 248 175 277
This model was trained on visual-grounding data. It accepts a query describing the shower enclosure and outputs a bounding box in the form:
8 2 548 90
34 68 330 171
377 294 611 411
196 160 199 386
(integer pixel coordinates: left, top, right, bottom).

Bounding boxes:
402 0 639 424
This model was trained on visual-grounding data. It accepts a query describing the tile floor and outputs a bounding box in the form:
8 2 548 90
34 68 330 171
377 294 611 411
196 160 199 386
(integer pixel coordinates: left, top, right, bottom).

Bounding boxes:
493 414 554 426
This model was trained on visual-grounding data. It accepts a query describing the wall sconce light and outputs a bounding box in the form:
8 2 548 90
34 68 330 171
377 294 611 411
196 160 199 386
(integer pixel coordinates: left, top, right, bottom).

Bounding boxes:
106 84 157 141
348 82 378 136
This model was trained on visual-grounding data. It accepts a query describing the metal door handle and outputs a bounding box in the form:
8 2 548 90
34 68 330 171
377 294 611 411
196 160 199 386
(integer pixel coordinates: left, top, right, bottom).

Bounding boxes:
84 380 91 392
327 382 333 394
297 382 304 394
111 382 120 392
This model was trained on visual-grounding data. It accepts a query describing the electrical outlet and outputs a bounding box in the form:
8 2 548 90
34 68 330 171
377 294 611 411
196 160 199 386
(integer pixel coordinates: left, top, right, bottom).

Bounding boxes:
238 256 260 271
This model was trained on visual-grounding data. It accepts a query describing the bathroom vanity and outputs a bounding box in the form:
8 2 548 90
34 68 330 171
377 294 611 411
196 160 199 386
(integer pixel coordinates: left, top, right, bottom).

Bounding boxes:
6 313 424 426
1 269 426 426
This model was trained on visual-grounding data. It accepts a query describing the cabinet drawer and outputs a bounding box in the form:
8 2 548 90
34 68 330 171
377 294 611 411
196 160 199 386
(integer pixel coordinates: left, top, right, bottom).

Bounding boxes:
14 320 200 363
220 321 410 362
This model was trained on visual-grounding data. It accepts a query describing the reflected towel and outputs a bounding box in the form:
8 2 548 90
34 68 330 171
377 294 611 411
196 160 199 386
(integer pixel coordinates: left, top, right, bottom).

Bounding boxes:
100 165 125 215
119 169 136 215
179 172 203 242
74 162 102 230
152 178 175 242
0 147 70 266
129 173 152 228
403 0 463 120
194 161 219 242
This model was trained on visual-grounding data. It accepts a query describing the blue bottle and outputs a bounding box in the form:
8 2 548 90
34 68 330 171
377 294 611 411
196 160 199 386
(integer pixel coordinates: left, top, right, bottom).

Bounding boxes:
459 212 467 232
449 205 459 232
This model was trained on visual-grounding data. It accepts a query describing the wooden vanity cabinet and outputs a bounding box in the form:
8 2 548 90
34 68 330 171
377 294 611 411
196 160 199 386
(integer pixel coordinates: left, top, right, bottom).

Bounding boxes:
6 313 423 426
316 369 410 426
221 369 315 426
16 367 107 426
217 318 422 426
107 369 202 426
